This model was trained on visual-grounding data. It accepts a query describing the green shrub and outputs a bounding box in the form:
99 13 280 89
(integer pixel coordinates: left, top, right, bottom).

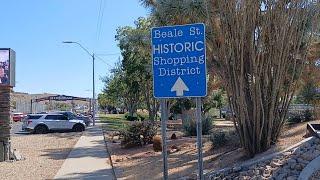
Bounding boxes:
304 110 314 122
125 112 148 121
126 116 138 121
287 113 303 124
183 117 213 136
210 131 227 147
209 130 239 148
287 110 314 124
137 112 148 121
119 121 157 148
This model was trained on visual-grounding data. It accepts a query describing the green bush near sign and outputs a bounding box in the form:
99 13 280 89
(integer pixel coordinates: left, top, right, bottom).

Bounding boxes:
183 117 213 136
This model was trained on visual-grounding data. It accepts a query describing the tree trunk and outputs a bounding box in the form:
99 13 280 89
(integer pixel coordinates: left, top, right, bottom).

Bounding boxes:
127 104 136 117
0 86 11 161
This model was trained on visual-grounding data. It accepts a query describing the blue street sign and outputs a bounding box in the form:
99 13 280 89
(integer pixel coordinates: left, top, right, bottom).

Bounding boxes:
151 23 207 98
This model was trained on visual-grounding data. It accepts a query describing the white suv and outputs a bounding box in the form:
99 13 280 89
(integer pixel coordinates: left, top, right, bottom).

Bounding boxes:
22 113 86 134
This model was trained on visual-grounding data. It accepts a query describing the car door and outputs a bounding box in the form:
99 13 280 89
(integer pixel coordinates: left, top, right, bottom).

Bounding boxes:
44 115 59 130
63 112 78 130
66 114 77 130
55 114 70 130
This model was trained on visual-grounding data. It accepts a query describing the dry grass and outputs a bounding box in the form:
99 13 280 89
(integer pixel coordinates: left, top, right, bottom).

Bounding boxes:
277 120 320 150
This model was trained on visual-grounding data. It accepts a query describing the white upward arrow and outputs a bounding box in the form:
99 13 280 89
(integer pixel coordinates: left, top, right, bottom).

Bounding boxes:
171 77 189 96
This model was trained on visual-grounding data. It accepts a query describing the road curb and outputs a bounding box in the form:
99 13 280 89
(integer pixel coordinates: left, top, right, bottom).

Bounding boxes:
298 151 320 180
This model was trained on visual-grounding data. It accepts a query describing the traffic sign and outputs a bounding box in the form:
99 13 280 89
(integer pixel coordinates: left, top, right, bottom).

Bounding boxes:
151 23 207 98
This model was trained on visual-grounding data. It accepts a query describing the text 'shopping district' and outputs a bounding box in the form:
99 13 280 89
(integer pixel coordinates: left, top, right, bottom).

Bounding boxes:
152 23 207 98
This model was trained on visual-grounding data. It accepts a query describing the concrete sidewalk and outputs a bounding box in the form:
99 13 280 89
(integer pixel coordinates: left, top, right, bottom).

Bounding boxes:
54 125 115 180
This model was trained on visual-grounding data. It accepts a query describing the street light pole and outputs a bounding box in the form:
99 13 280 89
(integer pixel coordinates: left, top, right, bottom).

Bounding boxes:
62 41 96 126
92 53 96 126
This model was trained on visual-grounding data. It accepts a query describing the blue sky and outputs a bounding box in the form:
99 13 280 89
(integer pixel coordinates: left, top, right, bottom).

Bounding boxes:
0 0 148 98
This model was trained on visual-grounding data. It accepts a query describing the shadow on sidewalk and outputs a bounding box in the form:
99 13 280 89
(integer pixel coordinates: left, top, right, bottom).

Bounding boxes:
41 140 107 160
54 168 116 180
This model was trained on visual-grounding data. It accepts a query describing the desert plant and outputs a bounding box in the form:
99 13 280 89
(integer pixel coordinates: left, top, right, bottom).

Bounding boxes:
141 0 320 157
287 113 303 124
304 109 314 122
119 121 157 148
210 129 240 148
287 109 315 124
126 116 138 121
210 131 227 147
137 112 148 121
183 117 213 136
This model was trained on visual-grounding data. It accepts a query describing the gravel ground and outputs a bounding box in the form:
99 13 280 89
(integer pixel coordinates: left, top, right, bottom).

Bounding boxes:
0 132 82 180
310 170 320 180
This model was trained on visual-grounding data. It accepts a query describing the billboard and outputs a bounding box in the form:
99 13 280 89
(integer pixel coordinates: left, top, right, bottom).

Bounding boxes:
0 48 15 87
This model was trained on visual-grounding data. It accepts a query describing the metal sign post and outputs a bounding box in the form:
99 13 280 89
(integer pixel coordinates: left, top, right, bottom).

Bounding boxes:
151 23 207 179
160 99 168 180
196 97 204 180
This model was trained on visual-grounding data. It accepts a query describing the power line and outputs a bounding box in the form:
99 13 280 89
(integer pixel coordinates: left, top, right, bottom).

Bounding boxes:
95 0 103 43
98 0 106 42
95 0 106 48
95 55 115 69
95 53 120 56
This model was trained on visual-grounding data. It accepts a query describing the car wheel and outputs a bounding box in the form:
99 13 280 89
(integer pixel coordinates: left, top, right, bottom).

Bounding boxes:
73 124 84 132
34 125 48 134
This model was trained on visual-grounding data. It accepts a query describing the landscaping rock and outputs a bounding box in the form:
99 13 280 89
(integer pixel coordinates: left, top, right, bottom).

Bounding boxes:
310 170 320 180
277 173 287 179
287 158 296 164
301 153 314 161
270 160 282 168
233 166 242 173
294 164 304 171
207 138 320 180
286 175 298 180
262 169 271 177
167 145 180 154
254 169 260 175
290 163 297 170
171 133 177 140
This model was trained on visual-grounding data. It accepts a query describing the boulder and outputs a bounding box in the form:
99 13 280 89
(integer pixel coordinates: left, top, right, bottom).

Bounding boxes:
233 166 242 173
170 133 177 140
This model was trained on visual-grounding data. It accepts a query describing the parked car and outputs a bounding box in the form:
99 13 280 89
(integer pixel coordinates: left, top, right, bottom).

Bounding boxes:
12 112 26 122
22 113 86 134
76 114 92 126
221 107 234 118
51 111 92 126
